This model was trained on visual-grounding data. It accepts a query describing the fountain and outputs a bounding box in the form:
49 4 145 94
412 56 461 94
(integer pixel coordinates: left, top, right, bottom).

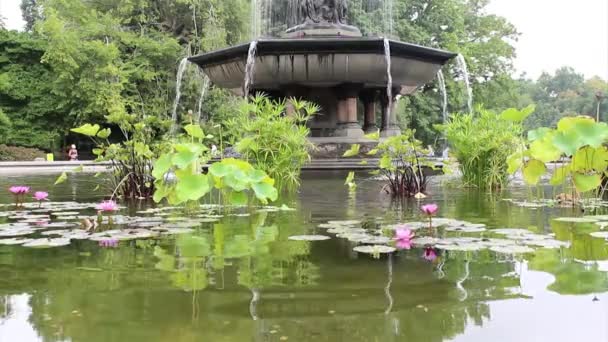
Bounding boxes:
189 0 456 141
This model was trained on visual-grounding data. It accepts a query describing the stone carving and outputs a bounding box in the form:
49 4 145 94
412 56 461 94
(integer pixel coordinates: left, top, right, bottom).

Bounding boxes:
300 0 349 25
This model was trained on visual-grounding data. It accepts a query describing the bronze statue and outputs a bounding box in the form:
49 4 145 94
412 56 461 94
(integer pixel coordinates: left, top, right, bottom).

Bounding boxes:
300 0 348 25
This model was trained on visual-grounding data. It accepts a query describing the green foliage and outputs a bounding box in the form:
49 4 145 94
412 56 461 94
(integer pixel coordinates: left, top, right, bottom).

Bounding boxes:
437 107 525 189
367 130 436 197
508 115 608 195
226 95 318 190
152 124 278 205
72 112 171 199
0 144 45 161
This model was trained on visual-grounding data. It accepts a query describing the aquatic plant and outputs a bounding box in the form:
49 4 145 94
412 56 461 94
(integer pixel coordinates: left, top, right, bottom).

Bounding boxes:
96 200 119 212
436 106 532 189
70 112 171 200
225 95 319 190
32 191 49 207
394 228 415 249
508 115 608 199
9 186 30 206
152 122 278 206
421 203 439 230
363 129 437 197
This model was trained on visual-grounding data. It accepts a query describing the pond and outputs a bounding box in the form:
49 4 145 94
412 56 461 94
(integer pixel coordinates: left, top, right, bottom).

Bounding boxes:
0 171 607 342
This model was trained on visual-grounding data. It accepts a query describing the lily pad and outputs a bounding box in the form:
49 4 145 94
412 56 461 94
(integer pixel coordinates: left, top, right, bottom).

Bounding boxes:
523 239 569 249
353 245 396 254
590 232 608 239
444 225 487 233
23 238 71 248
553 217 599 223
436 243 483 251
491 228 533 236
411 237 442 245
288 235 331 241
490 245 534 254
0 238 34 245
327 220 361 226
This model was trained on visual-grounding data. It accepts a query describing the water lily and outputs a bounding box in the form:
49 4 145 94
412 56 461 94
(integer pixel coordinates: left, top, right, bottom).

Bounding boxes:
423 246 438 262
9 186 30 195
98 238 119 248
9 186 30 206
33 191 49 207
394 227 415 250
96 200 119 226
421 203 438 216
33 191 49 201
96 200 119 212
421 203 439 230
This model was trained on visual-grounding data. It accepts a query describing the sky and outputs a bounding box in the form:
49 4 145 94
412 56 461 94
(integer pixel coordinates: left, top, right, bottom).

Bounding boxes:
1 0 607 80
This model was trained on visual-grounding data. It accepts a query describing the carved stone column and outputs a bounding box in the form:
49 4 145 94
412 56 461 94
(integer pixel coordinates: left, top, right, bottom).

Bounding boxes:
380 88 401 137
361 89 379 134
334 84 364 138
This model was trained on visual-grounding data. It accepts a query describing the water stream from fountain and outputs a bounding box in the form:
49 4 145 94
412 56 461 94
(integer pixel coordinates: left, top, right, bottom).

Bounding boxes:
384 0 394 37
455 54 473 113
383 38 393 129
195 74 211 123
243 41 259 98
437 69 448 124
171 57 190 134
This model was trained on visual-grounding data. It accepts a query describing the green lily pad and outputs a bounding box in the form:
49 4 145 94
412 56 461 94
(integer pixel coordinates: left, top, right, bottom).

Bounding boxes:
490 245 534 254
589 232 608 239
554 217 599 223
353 245 396 254
288 235 331 241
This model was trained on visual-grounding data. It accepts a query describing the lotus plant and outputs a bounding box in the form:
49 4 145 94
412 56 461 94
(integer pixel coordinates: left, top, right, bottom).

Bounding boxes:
96 200 119 226
421 203 438 230
33 191 49 207
394 227 415 250
9 186 30 207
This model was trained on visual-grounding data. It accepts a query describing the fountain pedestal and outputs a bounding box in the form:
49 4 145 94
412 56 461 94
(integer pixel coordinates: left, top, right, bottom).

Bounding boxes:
380 92 401 137
334 85 364 138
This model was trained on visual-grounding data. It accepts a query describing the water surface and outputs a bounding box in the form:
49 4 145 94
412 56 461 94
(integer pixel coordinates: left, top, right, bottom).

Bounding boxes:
0 171 607 342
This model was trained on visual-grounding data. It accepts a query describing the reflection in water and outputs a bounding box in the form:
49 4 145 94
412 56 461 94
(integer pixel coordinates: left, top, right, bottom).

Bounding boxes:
384 254 393 315
456 260 470 302
0 173 608 341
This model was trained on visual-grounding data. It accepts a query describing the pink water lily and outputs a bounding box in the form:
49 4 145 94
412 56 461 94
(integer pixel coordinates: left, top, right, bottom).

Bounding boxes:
421 204 438 216
395 228 415 241
9 186 30 207
96 200 119 212
423 246 438 262
98 238 119 248
421 203 439 231
33 191 49 201
9 186 30 195
394 227 415 250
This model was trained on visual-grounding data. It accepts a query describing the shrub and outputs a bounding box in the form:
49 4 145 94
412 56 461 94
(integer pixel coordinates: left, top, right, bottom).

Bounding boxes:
436 106 533 189
226 95 318 190
0 144 46 161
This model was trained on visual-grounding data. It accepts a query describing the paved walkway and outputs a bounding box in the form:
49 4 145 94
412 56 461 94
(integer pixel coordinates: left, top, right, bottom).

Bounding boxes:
0 161 111 175
0 158 447 175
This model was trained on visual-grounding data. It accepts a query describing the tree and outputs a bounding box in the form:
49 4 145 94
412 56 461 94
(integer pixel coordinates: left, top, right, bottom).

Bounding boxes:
20 0 43 32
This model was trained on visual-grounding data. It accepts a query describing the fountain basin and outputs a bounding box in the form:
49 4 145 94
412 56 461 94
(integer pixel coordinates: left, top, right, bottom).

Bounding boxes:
189 38 456 96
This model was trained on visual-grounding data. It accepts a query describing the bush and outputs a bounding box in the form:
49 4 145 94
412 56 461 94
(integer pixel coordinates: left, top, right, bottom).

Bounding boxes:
0 144 46 161
226 95 318 190
437 106 533 189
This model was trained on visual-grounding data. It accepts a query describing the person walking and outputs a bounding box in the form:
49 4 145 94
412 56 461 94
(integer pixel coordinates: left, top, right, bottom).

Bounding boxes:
68 144 79 161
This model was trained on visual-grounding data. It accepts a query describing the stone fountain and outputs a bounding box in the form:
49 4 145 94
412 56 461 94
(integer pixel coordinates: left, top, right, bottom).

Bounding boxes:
189 0 456 142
